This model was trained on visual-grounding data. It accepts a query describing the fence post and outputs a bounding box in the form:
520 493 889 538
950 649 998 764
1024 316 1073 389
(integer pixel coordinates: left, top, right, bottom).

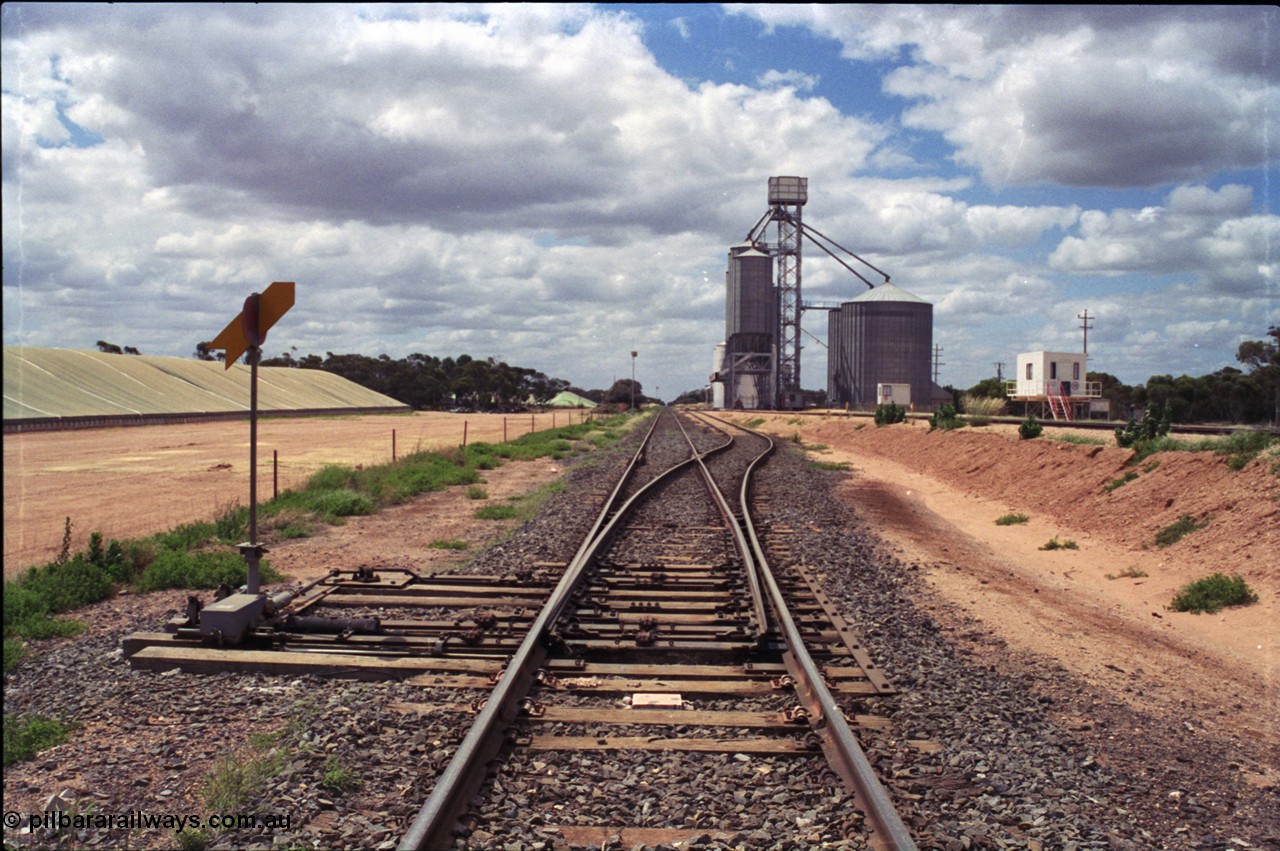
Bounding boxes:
530 413 535 434
503 417 508 442
273 450 278 500
463 420 468 448
393 429 397 462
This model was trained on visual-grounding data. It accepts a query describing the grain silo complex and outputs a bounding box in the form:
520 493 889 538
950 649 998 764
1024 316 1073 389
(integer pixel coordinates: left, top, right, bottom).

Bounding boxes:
712 177 937 411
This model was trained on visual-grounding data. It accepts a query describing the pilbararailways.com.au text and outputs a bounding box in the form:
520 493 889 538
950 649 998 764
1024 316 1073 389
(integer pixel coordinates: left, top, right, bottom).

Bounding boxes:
7 810 291 833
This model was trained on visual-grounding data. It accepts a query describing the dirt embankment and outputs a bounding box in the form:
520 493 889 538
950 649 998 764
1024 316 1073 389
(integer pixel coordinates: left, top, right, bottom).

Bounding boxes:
738 413 1279 757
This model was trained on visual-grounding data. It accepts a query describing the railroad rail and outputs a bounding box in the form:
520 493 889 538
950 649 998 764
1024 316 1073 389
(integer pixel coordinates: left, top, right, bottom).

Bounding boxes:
124 409 916 849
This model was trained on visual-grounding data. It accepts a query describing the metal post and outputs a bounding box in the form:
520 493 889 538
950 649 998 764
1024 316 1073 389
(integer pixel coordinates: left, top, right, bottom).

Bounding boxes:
246 346 261 594
631 350 637 410
393 429 397 462
463 420 468 448
273 449 278 500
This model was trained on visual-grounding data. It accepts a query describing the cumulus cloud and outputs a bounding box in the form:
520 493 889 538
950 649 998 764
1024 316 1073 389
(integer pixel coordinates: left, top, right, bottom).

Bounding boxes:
1049 184 1279 296
730 5 1277 187
3 5 1272 394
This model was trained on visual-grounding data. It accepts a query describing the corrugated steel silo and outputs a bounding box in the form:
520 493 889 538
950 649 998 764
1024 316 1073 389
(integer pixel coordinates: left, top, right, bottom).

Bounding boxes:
826 307 851 405
726 242 775 343
839 282 932 409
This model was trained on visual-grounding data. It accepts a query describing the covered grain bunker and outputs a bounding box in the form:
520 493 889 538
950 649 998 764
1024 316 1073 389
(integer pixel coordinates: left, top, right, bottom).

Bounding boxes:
829 282 933 410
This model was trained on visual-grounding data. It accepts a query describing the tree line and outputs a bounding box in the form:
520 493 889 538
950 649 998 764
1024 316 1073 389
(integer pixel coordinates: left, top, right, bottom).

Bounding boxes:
192 343 654 411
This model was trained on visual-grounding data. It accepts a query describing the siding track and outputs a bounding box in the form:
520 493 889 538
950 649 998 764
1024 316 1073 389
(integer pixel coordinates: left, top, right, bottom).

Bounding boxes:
125 409 915 849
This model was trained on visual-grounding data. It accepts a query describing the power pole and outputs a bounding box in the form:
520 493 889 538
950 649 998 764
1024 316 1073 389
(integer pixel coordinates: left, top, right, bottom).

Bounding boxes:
1078 309 1094 355
932 344 945 385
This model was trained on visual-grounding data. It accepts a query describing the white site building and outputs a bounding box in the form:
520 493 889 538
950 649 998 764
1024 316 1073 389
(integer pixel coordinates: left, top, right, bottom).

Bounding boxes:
1006 351 1104 420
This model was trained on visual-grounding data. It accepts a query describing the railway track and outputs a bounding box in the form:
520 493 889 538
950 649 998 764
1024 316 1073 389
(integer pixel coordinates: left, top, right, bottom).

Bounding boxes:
125 409 916 849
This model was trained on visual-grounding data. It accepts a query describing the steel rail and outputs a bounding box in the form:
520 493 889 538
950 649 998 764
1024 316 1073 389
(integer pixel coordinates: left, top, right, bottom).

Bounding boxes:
399 410 723 850
706 413 918 851
671 411 773 640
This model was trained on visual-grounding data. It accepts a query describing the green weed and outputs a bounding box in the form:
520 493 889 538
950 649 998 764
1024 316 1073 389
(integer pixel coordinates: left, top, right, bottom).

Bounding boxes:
428 540 470 550
1103 471 1139 492
1039 538 1078 551
466 486 488 500
995 513 1029 526
1106 566 1149 580
1169 574 1258 614
810 461 851 472
320 756 360 793
474 504 517 520
1154 514 1209 548
4 713 75 767
1052 433 1106 446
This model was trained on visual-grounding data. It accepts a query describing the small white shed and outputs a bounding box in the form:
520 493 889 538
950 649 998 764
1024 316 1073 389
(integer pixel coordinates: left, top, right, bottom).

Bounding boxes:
1012 351 1089 398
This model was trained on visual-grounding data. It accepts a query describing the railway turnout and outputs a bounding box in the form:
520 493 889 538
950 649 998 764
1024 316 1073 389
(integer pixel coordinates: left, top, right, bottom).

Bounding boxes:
124 409 916 849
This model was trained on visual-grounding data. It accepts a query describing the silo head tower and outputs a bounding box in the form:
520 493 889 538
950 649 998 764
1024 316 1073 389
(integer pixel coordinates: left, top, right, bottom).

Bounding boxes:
836 282 933 410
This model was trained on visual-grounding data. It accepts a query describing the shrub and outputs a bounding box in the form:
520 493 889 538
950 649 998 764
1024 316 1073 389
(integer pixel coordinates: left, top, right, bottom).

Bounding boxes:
1154 514 1209 548
4 714 75 767
995 513 1029 526
4 638 26 673
428 540 470 550
929 404 964 430
1039 537 1078 550
1018 415 1043 440
1169 574 1258 614
474 504 517 521
874 403 906 426
1116 401 1172 448
13 557 113 617
135 548 281 592
1106 566 1148 580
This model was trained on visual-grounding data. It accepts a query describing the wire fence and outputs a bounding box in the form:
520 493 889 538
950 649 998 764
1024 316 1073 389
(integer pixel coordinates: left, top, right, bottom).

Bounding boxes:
5 410 596 575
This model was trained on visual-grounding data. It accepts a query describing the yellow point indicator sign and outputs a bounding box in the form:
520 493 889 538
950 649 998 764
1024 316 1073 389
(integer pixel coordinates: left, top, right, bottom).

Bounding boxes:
210 281 295 368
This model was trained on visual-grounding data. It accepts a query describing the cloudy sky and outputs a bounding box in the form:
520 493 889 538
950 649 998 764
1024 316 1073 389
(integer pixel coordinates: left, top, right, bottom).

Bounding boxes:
3 4 1276 398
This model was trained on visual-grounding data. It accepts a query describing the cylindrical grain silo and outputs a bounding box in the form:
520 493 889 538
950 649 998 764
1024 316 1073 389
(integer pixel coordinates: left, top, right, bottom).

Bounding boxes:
840 282 933 409
726 243 775 343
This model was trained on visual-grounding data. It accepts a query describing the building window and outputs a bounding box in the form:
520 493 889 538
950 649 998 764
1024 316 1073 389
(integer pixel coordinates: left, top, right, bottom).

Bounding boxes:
1050 362 1057 380
1073 362 1080 380
1025 363 1033 380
